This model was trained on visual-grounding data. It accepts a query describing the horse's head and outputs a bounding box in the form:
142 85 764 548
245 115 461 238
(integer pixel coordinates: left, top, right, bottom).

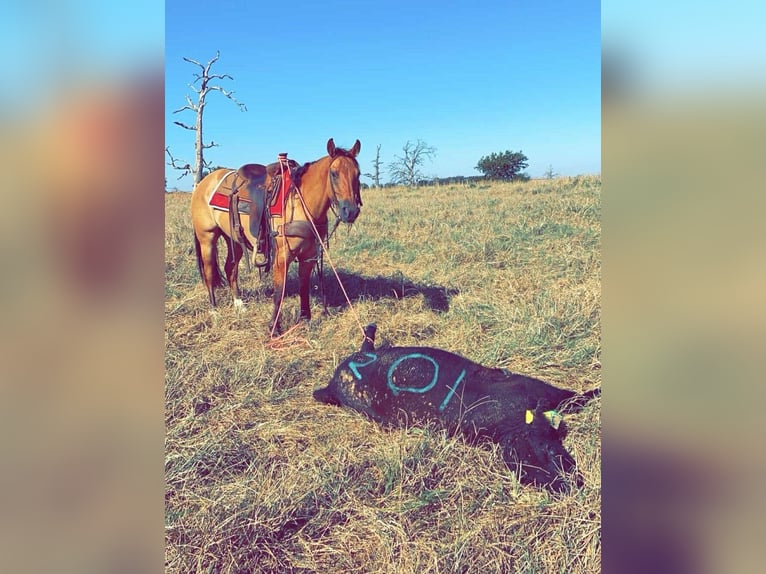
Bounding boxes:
326 138 362 223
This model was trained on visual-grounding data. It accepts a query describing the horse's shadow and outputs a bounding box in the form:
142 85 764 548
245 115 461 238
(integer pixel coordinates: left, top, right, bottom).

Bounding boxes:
248 268 458 313
317 269 458 313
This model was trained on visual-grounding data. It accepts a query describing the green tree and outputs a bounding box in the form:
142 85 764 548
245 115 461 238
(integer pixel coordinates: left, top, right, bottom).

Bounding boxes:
475 150 529 180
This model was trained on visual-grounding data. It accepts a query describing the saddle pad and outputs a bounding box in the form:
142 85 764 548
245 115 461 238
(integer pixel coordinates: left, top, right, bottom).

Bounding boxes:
269 169 291 217
209 191 251 214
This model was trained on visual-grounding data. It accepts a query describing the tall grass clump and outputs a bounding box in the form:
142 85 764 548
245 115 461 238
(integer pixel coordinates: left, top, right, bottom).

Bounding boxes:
166 175 601 573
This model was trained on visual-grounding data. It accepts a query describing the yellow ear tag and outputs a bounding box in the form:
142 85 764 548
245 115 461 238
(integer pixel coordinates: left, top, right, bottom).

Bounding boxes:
525 410 534 424
543 410 562 429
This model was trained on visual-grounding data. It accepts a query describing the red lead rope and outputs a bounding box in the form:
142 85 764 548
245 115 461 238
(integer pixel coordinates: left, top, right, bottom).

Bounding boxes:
268 183 365 341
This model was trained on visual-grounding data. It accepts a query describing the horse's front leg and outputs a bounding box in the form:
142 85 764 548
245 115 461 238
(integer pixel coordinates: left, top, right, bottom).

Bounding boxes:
270 241 291 336
297 260 314 322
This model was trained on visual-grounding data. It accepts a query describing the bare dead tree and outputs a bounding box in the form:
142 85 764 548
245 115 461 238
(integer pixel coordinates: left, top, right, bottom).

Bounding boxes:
388 140 436 187
168 51 246 186
543 164 558 179
363 144 383 188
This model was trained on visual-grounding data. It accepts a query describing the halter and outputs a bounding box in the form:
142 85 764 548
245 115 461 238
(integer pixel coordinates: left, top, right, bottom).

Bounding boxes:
326 155 363 218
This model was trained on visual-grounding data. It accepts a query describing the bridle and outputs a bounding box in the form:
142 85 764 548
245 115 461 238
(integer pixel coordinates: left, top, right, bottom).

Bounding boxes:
326 156 363 219
287 154 362 243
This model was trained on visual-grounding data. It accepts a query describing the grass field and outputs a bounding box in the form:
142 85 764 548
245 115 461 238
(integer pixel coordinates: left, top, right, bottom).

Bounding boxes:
165 176 601 573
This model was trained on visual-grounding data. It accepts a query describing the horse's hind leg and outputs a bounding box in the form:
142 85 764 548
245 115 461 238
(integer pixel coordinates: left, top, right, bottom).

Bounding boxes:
194 228 222 307
224 239 245 309
298 260 314 321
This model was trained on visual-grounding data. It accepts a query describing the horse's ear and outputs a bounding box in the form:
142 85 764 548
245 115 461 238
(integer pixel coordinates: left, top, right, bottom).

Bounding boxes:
327 138 336 157
350 139 361 157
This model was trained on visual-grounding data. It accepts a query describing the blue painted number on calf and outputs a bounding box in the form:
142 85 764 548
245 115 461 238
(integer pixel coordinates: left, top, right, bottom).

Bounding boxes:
387 353 440 396
438 368 466 412
348 352 378 380
349 351 466 411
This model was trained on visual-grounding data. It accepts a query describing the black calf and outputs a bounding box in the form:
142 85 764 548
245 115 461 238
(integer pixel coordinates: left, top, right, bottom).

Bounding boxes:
313 324 600 492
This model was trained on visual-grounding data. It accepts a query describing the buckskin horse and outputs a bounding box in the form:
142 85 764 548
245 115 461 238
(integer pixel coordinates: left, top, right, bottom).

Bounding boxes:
191 138 362 334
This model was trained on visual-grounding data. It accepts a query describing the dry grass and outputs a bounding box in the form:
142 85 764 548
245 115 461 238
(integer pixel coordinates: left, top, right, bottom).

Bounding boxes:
165 176 601 573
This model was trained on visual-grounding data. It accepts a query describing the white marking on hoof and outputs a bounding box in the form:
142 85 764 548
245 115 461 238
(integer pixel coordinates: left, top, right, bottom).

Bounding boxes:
233 298 245 311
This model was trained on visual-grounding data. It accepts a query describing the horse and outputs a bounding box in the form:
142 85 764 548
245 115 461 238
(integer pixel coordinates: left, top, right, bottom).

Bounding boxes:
190 138 362 334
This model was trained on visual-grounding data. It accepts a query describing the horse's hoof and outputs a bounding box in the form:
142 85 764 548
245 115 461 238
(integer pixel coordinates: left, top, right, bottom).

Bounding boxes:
233 298 245 311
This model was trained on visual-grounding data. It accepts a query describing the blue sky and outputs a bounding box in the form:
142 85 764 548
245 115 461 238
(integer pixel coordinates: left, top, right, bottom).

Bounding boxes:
165 0 600 189
603 1 766 96
2 1 162 110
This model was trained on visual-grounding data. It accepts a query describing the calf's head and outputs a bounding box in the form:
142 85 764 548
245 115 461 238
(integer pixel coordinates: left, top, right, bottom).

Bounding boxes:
313 360 378 419
502 401 581 493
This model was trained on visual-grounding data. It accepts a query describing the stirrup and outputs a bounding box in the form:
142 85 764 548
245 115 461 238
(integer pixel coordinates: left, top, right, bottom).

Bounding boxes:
252 250 269 268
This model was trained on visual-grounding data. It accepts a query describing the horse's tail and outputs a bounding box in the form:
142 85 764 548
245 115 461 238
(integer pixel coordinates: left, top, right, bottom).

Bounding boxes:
193 231 225 288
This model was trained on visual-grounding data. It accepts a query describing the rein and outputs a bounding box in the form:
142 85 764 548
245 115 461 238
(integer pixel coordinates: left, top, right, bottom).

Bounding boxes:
325 157 342 221
292 184 366 341
268 158 292 339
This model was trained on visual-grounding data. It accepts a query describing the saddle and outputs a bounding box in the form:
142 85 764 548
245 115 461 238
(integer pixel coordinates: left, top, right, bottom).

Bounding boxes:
224 155 300 270
230 158 300 212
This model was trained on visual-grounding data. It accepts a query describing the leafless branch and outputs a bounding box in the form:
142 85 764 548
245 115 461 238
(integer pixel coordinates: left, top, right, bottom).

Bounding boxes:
165 147 192 179
207 85 247 111
203 50 221 74
173 95 197 114
173 120 196 131
172 104 195 114
183 50 218 70
182 56 205 68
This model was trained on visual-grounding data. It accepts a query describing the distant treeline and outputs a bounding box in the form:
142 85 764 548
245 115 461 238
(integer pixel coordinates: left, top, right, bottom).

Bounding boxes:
361 173 529 189
362 175 515 189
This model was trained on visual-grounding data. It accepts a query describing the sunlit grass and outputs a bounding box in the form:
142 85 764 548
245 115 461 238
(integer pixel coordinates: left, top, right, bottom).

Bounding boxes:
165 175 601 573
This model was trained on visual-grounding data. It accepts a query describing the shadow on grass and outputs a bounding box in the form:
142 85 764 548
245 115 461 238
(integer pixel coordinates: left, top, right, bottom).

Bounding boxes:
242 268 458 313
318 269 459 313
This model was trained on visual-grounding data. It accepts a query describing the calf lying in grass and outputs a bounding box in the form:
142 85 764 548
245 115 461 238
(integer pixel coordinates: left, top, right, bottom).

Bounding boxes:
313 325 600 493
